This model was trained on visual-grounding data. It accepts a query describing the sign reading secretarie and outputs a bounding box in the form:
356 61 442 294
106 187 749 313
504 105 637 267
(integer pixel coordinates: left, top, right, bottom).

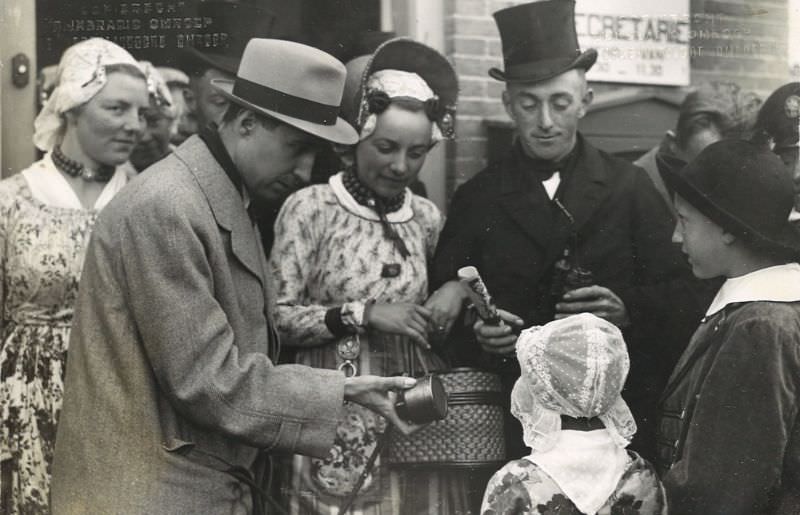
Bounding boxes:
575 0 690 86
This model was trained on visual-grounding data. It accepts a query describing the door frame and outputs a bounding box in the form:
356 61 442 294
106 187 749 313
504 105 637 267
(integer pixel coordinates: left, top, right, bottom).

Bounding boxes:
1 0 37 178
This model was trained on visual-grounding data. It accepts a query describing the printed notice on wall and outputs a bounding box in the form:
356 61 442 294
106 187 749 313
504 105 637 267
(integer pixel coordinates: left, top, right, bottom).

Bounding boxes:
576 0 690 86
36 0 212 68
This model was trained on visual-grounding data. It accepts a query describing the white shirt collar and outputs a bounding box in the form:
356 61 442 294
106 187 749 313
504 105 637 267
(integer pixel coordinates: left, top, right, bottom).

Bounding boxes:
329 171 413 223
526 429 629 515
542 172 561 199
705 263 800 318
23 153 128 211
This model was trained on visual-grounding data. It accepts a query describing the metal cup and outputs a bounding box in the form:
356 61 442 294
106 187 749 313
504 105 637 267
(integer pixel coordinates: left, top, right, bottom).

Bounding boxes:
395 374 448 424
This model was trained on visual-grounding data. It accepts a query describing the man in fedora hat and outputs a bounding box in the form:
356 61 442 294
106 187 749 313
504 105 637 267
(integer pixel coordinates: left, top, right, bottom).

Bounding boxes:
51 39 420 515
176 1 316 256
657 139 800 514
430 0 701 461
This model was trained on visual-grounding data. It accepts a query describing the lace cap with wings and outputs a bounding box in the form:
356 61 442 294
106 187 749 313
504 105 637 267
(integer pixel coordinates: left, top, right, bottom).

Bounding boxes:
512 313 636 452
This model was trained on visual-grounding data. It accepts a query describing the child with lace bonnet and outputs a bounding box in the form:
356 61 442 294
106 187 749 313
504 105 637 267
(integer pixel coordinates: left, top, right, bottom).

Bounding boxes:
481 313 666 514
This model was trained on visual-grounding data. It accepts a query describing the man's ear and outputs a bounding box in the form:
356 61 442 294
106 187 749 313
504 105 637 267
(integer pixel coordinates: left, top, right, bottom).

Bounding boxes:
577 87 593 119
721 231 737 245
182 87 197 114
238 110 257 136
502 89 514 121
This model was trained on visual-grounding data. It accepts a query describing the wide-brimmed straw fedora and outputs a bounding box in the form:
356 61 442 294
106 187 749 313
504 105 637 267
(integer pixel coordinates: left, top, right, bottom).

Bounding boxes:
489 0 597 83
661 139 800 255
212 39 358 145
179 1 276 75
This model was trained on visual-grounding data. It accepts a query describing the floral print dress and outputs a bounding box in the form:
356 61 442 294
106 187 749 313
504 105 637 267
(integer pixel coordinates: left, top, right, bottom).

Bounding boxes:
0 156 126 514
270 172 473 514
481 452 667 515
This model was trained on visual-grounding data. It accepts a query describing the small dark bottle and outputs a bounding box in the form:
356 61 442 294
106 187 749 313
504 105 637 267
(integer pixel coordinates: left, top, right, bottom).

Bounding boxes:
563 267 594 293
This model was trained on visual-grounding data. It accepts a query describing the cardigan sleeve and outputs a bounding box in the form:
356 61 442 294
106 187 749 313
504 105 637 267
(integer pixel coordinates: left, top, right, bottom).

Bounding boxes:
664 313 800 514
269 188 339 347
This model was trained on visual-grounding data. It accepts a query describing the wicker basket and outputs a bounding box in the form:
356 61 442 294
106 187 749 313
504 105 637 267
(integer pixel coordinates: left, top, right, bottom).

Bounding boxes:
386 367 506 468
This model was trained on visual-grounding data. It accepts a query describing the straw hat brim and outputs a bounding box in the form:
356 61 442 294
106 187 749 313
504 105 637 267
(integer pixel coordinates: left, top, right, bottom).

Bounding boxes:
212 79 358 145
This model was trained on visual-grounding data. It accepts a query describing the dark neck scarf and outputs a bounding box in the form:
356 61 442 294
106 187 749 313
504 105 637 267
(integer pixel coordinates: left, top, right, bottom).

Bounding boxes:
52 145 114 182
513 139 580 200
342 169 410 259
199 125 244 197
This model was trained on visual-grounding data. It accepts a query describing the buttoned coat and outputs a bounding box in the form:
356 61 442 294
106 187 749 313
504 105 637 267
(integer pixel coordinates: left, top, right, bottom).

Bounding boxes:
431 135 709 459
658 302 800 514
51 136 345 514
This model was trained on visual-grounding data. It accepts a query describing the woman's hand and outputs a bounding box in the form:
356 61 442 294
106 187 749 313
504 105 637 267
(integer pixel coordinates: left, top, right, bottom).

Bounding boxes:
423 281 468 338
366 303 432 349
344 375 424 435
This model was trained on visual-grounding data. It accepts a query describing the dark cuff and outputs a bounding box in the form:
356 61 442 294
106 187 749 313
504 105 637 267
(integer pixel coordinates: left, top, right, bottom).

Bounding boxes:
325 307 352 337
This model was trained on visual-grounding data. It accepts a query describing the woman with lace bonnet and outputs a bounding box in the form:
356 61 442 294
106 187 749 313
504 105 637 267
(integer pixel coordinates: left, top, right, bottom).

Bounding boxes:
269 38 469 513
481 313 666 514
0 38 160 513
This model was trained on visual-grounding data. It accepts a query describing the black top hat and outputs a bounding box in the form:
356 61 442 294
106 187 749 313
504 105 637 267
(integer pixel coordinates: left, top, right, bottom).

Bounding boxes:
489 0 597 83
661 139 800 255
179 1 276 75
753 82 800 151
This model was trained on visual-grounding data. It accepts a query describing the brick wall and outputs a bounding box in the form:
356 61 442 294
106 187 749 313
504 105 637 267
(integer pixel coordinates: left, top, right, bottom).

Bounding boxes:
442 0 791 197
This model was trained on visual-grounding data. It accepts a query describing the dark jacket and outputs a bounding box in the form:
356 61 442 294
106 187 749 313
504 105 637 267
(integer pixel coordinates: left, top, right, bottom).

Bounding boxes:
431 135 712 459
658 302 800 514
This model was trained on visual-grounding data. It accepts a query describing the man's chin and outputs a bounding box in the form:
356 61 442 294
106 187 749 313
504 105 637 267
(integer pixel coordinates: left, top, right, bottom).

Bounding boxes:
520 138 566 160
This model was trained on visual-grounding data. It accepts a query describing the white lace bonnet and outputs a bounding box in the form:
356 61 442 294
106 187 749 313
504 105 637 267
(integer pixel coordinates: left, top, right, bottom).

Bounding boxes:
33 38 168 152
512 313 637 452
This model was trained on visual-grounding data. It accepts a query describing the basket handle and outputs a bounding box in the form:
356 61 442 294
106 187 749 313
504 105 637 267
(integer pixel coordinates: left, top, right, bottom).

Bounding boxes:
407 341 430 377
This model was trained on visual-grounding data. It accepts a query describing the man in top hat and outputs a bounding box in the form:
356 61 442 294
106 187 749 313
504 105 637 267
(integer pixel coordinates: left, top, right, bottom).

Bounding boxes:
429 0 701 461
657 139 800 514
752 82 800 224
51 39 420 515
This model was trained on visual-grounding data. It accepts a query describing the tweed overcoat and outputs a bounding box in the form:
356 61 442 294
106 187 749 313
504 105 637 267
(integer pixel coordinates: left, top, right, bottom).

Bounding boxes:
431 135 710 459
51 136 346 514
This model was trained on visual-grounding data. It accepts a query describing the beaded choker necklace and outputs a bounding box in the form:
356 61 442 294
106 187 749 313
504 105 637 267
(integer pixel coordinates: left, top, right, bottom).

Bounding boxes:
52 145 114 182
342 169 406 213
342 169 410 259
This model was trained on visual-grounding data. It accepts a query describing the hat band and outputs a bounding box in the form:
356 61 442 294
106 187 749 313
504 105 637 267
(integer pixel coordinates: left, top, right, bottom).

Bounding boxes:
502 56 582 81
232 77 339 126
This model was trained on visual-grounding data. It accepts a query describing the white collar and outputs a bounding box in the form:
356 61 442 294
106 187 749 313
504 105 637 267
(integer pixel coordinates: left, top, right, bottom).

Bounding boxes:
789 208 800 222
23 153 128 211
705 263 800 318
329 171 413 223
542 172 561 199
526 429 629 515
